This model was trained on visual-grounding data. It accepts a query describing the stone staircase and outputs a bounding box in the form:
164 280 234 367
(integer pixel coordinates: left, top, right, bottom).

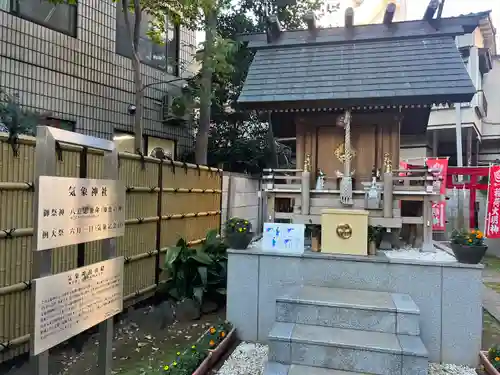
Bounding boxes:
264 286 428 375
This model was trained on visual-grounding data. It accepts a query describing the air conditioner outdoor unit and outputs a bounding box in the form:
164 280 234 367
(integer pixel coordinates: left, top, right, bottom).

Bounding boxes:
150 147 173 160
161 95 189 123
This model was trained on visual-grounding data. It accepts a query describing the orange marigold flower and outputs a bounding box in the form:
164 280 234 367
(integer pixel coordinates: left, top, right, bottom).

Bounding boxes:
471 229 476 234
209 340 215 347
220 331 226 338
209 327 216 334
477 233 483 239
468 239 473 243
496 356 500 361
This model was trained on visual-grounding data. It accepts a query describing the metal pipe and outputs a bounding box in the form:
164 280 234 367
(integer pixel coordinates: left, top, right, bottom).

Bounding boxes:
455 104 464 177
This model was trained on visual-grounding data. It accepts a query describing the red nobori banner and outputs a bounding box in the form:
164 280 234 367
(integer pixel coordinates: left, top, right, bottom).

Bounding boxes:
425 158 448 231
486 165 500 238
425 158 448 195
432 201 446 231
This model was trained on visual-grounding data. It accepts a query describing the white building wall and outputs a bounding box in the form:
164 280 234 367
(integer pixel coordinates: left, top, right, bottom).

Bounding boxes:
0 0 196 155
221 173 261 235
482 57 500 140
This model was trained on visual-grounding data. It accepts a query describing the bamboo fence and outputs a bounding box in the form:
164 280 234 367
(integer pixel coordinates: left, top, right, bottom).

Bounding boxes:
0 132 222 362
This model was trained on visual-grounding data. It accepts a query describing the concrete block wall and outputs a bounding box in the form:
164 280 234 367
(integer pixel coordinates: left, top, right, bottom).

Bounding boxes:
221 172 261 234
227 250 483 367
0 0 196 155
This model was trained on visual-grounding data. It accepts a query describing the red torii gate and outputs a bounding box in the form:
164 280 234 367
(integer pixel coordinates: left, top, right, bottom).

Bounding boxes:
401 164 489 229
445 166 489 229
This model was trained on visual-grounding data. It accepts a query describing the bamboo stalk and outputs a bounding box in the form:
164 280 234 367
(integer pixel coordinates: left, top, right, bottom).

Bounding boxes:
160 188 221 193
0 281 168 353
0 182 33 190
0 212 221 238
0 133 222 172
0 235 216 297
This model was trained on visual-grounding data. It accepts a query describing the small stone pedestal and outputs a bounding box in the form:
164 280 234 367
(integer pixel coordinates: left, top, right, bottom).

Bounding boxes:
321 208 369 256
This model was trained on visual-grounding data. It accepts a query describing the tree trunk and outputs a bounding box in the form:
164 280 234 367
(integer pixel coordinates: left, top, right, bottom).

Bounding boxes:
122 0 144 154
132 56 144 154
266 113 278 168
195 8 216 165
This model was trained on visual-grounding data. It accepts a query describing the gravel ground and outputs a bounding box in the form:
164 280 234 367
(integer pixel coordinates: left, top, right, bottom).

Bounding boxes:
216 342 478 375
382 246 456 263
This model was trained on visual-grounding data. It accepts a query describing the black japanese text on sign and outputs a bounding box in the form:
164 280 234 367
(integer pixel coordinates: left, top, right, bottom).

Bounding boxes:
36 176 126 251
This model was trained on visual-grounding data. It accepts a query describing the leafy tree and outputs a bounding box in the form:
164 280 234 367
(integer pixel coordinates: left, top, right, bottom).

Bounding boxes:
0 88 40 136
117 0 216 154
182 0 338 170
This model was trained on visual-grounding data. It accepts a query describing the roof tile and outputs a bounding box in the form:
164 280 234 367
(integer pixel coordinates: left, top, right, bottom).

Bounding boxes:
238 36 475 108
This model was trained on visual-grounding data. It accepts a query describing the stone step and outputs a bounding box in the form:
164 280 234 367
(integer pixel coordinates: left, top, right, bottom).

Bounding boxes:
268 322 428 375
276 286 420 335
289 364 370 375
264 362 367 375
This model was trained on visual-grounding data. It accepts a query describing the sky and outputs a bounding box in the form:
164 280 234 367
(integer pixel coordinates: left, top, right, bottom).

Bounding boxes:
196 0 500 45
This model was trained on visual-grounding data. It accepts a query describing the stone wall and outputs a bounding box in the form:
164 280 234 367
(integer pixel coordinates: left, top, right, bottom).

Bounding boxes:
221 173 261 234
227 248 483 367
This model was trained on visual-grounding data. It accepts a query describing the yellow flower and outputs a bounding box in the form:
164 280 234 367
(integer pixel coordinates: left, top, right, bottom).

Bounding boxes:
496 356 500 361
173 362 177 366
468 239 472 243
191 345 196 350
176 352 181 356
209 327 216 334
164 365 169 370
238 228 243 232
244 221 248 224
220 331 226 338
209 339 215 347
477 233 483 239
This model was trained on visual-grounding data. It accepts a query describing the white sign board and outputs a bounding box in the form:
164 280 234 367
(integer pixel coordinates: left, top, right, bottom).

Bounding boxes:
262 223 305 254
32 257 124 355
36 176 126 251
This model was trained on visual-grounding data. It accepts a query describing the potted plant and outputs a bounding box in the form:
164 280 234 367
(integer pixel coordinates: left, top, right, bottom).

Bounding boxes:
480 344 500 374
450 228 488 264
310 225 321 252
224 217 253 250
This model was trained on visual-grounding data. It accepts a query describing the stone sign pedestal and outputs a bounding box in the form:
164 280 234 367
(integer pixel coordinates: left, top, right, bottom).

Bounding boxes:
321 208 369 256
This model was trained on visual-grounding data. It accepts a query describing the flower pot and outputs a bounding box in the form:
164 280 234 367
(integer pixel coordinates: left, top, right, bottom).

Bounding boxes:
311 235 321 252
192 328 236 375
450 243 488 264
480 351 500 375
225 232 253 250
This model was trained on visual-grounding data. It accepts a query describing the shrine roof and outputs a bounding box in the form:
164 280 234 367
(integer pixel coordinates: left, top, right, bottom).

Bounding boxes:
237 14 485 111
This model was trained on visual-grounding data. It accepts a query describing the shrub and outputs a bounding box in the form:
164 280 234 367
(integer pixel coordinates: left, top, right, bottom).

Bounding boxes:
162 321 233 374
488 344 500 370
224 217 252 237
451 228 485 247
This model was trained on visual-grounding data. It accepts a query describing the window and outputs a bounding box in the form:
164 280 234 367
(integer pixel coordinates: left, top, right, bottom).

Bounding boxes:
40 117 75 132
113 131 147 154
2 0 77 37
116 9 180 76
146 136 175 159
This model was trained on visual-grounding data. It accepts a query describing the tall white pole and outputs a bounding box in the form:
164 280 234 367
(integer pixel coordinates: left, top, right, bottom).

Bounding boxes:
455 104 464 170
455 104 465 229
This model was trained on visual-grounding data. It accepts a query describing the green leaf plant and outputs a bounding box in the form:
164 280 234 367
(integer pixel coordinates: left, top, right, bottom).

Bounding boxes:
162 230 228 305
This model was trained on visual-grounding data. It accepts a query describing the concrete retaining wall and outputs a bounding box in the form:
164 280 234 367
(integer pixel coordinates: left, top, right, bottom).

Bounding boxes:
227 249 483 367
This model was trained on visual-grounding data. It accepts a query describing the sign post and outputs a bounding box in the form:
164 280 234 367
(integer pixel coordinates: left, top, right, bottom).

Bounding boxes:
485 164 500 239
31 126 124 375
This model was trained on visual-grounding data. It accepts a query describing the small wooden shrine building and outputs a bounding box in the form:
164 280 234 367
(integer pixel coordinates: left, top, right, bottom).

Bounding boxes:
236 2 482 251
238 6 480 177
